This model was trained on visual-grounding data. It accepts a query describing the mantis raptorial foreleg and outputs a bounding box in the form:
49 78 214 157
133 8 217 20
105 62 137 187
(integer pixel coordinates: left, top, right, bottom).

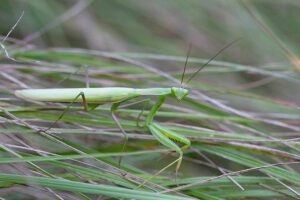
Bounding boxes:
148 124 183 172
134 95 190 188
145 95 190 177
146 96 166 126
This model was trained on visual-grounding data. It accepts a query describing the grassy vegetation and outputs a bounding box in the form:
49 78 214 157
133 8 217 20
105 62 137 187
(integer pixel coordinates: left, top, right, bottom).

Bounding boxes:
0 0 300 199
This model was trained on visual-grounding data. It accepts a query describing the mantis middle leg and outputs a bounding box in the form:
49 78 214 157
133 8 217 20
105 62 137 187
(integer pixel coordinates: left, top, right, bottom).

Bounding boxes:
110 97 156 167
111 101 129 167
111 97 149 167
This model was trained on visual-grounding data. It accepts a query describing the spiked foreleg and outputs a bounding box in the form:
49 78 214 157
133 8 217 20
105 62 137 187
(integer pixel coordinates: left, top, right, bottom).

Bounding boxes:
148 124 183 174
153 123 191 151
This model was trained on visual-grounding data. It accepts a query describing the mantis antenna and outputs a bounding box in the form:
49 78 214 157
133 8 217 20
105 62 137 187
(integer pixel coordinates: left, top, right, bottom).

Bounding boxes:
180 44 192 86
184 38 241 85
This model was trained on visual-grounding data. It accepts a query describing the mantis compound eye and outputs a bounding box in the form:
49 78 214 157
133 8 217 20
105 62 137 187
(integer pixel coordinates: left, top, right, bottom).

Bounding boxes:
171 87 189 100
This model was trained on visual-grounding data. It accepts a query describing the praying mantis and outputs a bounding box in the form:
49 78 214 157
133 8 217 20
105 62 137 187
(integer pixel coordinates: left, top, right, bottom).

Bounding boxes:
14 40 237 175
15 87 190 174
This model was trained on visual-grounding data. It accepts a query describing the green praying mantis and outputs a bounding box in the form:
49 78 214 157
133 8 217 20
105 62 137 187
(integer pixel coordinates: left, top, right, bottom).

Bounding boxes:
14 40 238 175
15 87 190 175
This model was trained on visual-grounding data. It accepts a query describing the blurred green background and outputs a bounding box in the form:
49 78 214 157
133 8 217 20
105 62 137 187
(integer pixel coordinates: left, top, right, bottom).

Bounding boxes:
1 0 299 60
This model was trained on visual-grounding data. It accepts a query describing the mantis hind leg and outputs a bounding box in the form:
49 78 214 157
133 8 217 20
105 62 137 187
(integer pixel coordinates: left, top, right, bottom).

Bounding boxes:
40 91 88 133
44 65 94 128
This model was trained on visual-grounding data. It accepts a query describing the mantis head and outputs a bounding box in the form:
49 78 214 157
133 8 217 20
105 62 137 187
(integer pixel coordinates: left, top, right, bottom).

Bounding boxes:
171 87 189 100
